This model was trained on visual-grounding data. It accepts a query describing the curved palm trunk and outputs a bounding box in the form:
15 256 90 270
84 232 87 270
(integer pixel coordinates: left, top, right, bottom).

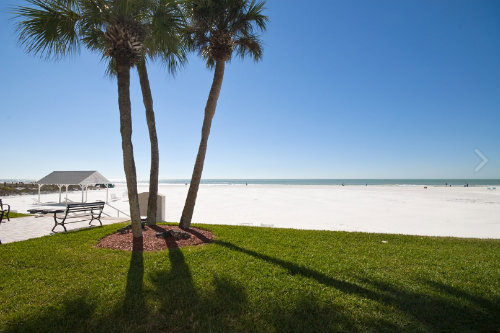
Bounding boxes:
137 61 159 225
180 60 226 229
116 62 142 241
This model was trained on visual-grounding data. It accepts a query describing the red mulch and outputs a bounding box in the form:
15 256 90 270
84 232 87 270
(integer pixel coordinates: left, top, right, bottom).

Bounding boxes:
95 225 214 252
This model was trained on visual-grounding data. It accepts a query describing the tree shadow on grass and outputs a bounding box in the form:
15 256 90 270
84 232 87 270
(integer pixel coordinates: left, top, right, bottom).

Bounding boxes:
215 240 380 298
2 292 97 333
147 225 250 331
423 278 500 314
358 277 500 332
119 240 145 325
4 238 499 332
215 240 500 333
267 292 402 333
2 243 146 333
145 234 366 332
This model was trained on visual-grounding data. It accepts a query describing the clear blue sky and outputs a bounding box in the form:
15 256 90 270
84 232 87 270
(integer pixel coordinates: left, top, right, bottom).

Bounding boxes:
1 0 499 180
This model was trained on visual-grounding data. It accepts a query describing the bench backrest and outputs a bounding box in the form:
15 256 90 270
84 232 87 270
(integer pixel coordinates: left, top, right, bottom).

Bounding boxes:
66 201 105 213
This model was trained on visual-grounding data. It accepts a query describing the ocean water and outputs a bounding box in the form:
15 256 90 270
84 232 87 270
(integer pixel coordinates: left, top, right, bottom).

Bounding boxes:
153 179 499 186
2 179 498 186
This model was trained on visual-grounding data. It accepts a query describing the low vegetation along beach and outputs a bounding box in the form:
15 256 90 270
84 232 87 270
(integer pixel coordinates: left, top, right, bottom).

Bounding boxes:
1 223 499 332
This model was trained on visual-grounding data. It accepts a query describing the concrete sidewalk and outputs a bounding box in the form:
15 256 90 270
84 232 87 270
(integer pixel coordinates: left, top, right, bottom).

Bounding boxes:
0 215 128 244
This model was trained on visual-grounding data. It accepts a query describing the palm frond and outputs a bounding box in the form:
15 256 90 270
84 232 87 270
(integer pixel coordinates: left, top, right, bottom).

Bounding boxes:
234 33 262 61
13 0 82 59
146 0 188 73
14 0 189 74
184 0 267 65
103 54 118 77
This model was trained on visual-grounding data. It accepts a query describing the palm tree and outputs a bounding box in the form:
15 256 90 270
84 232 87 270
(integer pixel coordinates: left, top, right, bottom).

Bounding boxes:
135 1 186 225
14 0 185 239
179 0 268 229
137 59 161 225
81 0 186 226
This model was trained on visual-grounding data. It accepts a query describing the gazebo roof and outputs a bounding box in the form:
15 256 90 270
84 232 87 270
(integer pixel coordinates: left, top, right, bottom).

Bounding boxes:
37 171 111 185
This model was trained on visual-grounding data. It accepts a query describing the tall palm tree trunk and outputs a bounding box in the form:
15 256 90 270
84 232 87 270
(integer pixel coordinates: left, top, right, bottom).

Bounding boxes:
116 62 142 240
137 61 159 225
180 60 225 229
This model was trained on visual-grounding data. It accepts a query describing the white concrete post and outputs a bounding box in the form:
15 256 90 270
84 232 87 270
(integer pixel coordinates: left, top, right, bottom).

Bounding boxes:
81 184 85 202
105 184 109 203
58 185 62 203
65 185 68 203
85 186 88 202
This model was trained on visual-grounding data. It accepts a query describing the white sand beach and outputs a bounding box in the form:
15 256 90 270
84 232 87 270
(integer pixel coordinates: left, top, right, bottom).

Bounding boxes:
1 184 499 243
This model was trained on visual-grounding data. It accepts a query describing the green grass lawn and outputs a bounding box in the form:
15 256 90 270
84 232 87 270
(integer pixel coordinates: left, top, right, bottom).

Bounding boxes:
0 223 499 333
5 212 31 218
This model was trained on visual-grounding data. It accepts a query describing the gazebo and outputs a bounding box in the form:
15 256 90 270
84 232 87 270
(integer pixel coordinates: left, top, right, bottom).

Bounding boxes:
36 171 112 203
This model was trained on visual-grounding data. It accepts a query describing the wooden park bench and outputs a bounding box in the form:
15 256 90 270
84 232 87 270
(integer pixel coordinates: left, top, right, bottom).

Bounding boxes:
51 201 105 232
0 199 10 223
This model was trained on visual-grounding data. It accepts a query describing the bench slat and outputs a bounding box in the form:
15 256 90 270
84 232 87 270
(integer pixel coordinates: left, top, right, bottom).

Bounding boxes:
64 207 102 213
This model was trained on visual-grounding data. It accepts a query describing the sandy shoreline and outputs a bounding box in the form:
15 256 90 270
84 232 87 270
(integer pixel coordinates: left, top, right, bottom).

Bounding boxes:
2 184 499 239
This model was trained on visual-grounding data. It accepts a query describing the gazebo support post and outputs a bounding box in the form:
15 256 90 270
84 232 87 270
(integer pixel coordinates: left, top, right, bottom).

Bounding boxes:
65 185 68 203
80 185 85 203
85 186 88 202
105 184 109 203
58 185 62 203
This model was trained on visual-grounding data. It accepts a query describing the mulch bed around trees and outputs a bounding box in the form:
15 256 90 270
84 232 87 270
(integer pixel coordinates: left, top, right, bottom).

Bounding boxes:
96 225 214 252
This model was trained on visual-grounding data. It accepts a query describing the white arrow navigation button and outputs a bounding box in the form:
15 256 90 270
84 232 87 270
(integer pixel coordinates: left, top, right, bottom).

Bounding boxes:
474 149 488 172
